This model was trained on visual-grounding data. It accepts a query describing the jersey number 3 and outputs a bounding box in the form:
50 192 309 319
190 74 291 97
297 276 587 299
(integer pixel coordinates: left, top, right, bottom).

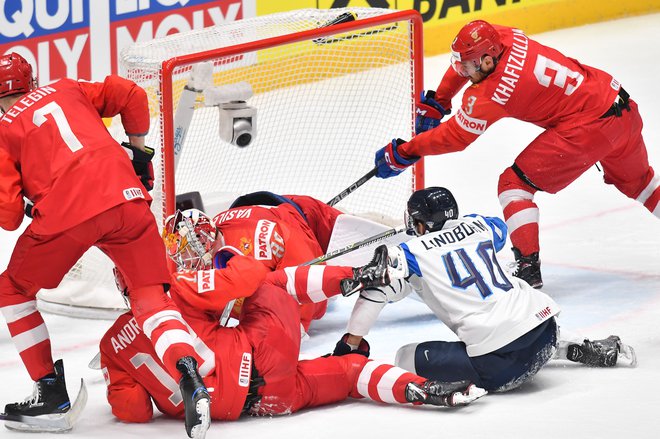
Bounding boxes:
533 54 584 96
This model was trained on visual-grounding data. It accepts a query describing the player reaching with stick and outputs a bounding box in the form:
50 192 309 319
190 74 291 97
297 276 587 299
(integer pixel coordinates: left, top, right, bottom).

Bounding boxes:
0 53 209 438
374 20 660 288
99 209 485 425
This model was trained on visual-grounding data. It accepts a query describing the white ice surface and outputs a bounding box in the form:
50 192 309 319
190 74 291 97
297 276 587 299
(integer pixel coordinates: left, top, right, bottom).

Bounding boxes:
1 13 659 439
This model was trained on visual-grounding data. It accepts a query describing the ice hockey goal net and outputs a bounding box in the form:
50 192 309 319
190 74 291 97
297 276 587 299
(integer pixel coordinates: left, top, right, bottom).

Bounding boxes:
39 8 424 318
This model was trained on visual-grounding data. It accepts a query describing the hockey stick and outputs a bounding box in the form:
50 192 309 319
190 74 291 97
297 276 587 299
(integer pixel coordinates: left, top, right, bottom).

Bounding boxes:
312 11 399 46
173 62 213 171
301 225 405 266
326 167 378 207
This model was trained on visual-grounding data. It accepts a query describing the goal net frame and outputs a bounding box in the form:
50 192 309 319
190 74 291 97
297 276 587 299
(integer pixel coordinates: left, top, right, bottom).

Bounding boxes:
158 8 426 220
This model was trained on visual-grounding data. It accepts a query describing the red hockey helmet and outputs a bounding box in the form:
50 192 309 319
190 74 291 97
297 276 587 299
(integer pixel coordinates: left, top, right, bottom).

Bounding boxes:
162 209 221 270
0 53 36 98
450 20 504 78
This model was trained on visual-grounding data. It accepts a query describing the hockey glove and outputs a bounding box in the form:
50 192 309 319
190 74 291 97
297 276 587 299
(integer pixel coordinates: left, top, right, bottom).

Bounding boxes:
122 142 155 192
415 90 449 134
332 333 371 358
374 138 419 179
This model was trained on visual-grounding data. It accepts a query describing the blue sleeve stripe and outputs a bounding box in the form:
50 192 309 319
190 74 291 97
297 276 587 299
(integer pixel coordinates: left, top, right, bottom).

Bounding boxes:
481 216 508 252
399 243 422 277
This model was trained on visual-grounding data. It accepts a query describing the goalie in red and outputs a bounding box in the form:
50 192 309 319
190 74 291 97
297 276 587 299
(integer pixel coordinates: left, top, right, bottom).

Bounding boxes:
211 191 344 332
374 20 660 289
99 209 485 424
0 53 209 438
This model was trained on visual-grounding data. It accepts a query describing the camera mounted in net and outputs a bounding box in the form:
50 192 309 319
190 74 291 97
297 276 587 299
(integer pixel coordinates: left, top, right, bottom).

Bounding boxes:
204 81 256 147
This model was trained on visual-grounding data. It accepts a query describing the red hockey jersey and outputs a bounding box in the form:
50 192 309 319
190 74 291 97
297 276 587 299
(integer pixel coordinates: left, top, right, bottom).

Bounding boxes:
213 201 330 326
100 256 270 422
401 25 620 158
0 76 150 234
213 202 323 269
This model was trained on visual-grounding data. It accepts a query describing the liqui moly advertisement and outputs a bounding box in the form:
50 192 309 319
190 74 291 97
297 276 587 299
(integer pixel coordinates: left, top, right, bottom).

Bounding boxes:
0 0 256 84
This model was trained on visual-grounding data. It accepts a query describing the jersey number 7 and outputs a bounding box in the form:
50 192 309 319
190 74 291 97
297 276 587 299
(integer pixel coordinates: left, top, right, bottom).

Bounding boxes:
33 102 84 153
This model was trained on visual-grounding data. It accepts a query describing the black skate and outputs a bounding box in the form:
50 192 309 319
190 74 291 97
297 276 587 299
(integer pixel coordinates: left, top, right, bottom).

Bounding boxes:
177 356 210 439
340 245 390 297
1 359 87 433
4 359 70 417
405 380 487 407
511 247 543 289
567 336 637 367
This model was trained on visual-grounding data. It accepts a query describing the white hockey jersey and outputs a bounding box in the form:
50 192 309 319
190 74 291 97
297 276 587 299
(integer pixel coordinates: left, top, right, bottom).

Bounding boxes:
347 214 560 357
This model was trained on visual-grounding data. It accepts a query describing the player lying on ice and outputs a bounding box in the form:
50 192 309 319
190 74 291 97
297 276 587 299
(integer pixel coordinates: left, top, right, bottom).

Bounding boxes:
334 187 637 393
207 191 344 334
99 209 486 426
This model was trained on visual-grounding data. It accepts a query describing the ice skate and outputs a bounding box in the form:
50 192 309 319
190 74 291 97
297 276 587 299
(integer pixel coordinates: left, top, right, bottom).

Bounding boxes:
340 245 390 296
566 335 637 367
177 356 210 439
405 380 487 407
511 247 543 289
1 359 87 433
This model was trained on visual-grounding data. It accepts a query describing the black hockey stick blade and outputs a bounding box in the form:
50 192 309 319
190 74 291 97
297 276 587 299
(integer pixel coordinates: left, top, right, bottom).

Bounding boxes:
312 12 357 44
1 379 88 433
302 226 405 266
326 167 378 207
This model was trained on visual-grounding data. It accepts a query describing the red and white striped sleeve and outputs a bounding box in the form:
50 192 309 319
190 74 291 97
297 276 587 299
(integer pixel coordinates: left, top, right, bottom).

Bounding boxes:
267 265 353 304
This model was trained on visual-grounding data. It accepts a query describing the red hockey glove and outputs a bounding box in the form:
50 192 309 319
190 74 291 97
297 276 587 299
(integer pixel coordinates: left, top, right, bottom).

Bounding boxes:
415 90 449 134
122 142 155 192
374 138 419 179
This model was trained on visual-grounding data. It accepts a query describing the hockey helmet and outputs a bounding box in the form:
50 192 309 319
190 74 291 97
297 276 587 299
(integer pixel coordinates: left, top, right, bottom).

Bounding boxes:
450 20 503 78
162 209 220 270
405 187 459 236
0 53 36 99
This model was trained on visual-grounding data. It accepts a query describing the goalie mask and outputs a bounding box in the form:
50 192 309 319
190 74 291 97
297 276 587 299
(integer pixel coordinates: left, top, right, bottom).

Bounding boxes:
162 209 220 271
405 187 459 236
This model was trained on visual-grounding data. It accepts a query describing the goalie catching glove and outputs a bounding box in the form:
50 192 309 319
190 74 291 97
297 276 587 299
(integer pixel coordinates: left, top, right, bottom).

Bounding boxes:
374 138 419 179
415 90 450 134
122 142 155 191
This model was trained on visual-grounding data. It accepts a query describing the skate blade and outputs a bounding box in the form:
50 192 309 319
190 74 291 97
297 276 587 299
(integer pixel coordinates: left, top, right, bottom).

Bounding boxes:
88 351 101 370
189 397 210 439
2 379 88 433
618 343 638 368
450 385 487 406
